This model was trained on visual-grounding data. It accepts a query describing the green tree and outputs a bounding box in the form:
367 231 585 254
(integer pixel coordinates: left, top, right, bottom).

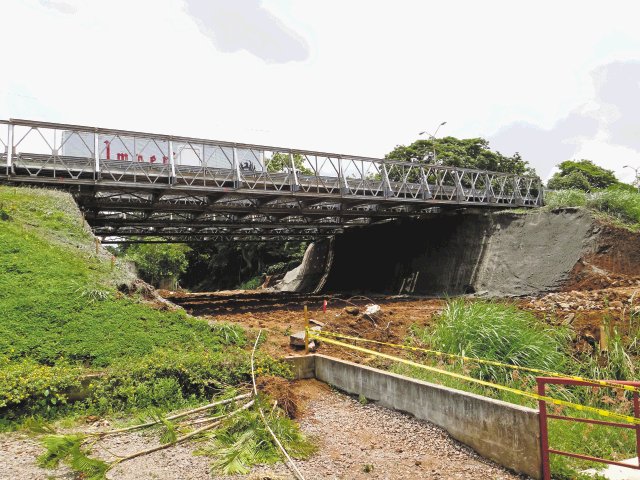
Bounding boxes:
384 137 536 185
267 153 313 175
183 241 307 291
126 244 190 287
385 137 535 175
547 160 619 192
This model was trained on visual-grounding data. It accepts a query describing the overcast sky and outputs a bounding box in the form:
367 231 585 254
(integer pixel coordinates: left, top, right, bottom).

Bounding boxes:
2 0 640 181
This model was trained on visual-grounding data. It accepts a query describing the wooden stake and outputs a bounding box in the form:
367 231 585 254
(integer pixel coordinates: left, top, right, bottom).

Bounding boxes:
599 324 608 353
304 305 309 354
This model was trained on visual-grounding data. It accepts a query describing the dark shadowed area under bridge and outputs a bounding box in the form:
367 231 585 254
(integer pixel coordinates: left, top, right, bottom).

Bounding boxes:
0 119 542 243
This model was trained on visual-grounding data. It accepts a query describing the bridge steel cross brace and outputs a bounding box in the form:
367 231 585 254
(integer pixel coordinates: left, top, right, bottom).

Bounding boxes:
5 123 13 176
0 118 544 242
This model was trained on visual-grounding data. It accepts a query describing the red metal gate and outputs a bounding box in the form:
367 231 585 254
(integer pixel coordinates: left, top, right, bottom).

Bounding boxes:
537 377 640 480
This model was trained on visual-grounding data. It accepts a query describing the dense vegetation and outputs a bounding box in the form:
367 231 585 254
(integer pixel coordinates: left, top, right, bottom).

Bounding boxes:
124 243 190 288
0 186 288 424
181 240 307 291
399 299 640 479
385 136 537 175
545 188 640 229
547 159 621 192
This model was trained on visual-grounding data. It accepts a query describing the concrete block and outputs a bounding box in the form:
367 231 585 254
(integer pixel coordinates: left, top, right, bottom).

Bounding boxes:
284 355 316 380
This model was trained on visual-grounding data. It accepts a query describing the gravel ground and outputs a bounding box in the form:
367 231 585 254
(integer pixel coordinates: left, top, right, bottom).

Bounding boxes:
0 380 523 480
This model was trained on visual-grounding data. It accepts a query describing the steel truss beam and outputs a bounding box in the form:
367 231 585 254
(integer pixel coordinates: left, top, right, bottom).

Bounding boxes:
1 119 543 242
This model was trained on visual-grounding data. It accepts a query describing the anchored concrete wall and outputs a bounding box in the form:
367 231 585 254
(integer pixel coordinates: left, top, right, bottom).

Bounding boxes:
287 354 541 479
276 238 333 293
322 210 597 296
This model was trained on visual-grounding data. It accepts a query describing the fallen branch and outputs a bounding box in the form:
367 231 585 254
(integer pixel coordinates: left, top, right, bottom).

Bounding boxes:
96 392 251 437
251 330 306 480
111 400 255 466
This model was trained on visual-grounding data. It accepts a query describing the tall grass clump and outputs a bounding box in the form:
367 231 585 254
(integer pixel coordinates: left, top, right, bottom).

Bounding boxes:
544 189 587 209
587 189 640 226
417 300 568 383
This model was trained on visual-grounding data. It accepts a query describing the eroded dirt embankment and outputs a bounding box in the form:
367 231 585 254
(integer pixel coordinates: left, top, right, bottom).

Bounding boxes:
283 209 640 297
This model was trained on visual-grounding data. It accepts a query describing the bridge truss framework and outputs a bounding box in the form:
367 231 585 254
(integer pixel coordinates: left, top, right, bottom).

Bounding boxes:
0 119 543 243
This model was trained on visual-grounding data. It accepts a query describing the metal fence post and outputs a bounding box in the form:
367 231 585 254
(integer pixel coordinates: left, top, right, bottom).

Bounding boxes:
290 152 300 192
537 379 551 480
233 146 243 189
6 122 13 176
94 130 100 180
168 140 176 185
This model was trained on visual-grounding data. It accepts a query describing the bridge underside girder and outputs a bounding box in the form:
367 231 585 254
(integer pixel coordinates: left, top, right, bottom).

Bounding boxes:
0 119 543 242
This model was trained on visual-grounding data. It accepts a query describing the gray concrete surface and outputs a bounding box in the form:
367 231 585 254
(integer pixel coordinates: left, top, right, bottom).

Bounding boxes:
473 210 594 296
309 209 602 296
583 457 640 479
287 354 542 479
276 238 333 293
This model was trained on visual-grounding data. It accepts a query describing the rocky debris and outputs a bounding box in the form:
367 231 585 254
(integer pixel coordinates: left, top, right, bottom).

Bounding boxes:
363 304 383 323
522 287 640 314
289 331 315 350
290 326 322 350
345 306 360 315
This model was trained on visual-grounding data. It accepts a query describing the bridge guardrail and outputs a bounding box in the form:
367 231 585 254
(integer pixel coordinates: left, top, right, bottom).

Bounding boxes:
1 118 543 208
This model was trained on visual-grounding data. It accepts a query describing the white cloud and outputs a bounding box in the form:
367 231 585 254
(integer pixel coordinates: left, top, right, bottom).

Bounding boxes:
2 0 640 183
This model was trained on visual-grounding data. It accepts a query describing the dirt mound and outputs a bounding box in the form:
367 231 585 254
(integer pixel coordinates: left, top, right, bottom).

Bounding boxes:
562 221 640 291
521 285 640 354
257 376 302 419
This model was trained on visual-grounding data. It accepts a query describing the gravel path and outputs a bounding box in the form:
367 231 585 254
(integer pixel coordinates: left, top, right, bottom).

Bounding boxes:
0 380 523 480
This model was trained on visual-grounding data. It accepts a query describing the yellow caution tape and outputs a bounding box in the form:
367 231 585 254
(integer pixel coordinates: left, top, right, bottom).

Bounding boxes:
308 331 640 425
312 329 640 394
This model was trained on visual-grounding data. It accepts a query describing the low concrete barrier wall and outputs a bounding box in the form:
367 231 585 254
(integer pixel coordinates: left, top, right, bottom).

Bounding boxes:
286 354 541 479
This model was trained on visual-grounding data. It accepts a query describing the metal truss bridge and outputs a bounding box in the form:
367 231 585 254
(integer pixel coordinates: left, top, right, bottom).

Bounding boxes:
0 119 543 243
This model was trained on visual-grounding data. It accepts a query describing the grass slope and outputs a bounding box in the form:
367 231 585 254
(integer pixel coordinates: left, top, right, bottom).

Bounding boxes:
0 186 290 422
0 186 231 367
545 188 640 230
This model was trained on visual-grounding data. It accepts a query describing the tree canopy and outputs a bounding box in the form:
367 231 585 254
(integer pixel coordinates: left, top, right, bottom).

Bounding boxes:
385 137 536 176
126 244 190 287
267 153 313 175
547 160 619 191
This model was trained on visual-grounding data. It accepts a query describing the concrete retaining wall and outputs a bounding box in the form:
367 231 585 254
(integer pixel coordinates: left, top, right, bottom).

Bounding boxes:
287 354 542 479
321 210 597 296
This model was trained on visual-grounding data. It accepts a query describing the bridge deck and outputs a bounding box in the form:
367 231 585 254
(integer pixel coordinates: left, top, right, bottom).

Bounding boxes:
1 119 542 242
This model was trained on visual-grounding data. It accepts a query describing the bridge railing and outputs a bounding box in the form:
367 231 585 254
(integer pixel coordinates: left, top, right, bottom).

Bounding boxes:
1 119 543 207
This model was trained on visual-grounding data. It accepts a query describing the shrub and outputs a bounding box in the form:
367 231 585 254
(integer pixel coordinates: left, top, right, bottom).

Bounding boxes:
238 276 262 290
416 300 568 383
126 244 191 287
87 348 291 415
587 189 640 225
0 358 82 416
544 189 587 209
